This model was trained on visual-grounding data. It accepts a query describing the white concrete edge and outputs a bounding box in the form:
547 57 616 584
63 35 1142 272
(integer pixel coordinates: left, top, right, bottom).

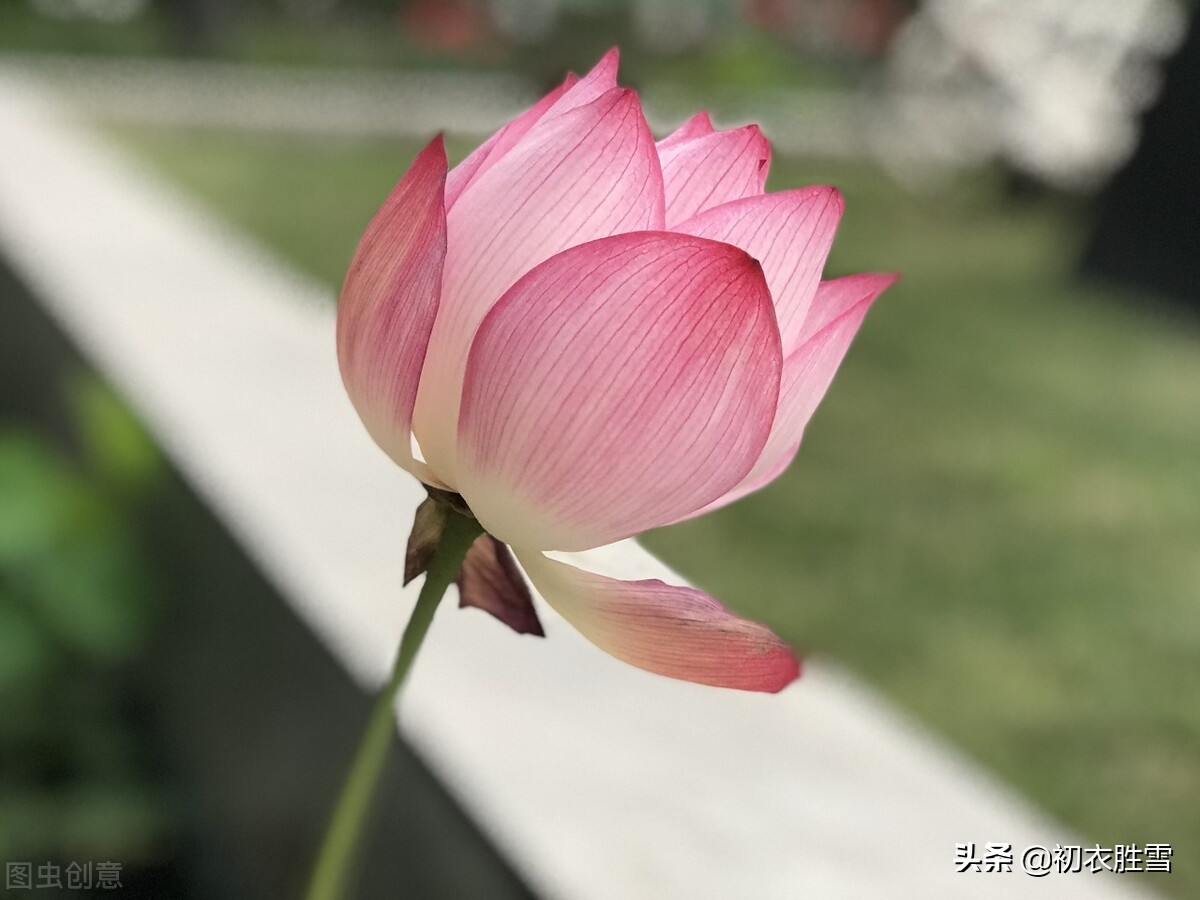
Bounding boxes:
0 54 867 160
0 74 1152 899
0 54 538 138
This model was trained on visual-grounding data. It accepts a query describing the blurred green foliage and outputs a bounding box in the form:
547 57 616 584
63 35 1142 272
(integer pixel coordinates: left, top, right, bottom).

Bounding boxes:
0 376 170 869
0 1 857 98
0 3 173 58
109 124 1200 897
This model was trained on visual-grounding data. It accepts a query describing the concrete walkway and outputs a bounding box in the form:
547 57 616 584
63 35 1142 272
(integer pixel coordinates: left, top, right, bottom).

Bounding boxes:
0 72 1152 899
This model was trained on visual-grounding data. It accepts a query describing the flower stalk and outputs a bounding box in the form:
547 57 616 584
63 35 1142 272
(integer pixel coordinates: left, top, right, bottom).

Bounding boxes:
304 510 483 900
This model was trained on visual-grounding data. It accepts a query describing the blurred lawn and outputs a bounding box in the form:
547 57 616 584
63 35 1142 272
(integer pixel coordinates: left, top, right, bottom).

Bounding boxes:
109 125 1200 896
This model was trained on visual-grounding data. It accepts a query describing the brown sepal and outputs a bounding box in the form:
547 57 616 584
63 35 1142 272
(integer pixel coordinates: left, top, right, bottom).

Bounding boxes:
404 496 449 586
456 534 544 637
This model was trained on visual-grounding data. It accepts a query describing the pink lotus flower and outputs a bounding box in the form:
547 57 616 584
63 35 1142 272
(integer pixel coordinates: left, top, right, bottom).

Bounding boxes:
337 50 894 693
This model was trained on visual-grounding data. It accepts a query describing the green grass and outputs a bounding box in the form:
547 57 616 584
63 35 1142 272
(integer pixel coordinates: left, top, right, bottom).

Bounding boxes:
109 124 1200 895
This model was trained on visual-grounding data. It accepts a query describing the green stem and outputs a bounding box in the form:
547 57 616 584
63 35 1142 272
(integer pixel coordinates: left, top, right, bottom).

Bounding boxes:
304 512 483 900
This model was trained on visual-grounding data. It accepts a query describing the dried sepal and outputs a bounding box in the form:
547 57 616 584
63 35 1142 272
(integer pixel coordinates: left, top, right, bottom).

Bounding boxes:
457 534 544 636
404 496 449 586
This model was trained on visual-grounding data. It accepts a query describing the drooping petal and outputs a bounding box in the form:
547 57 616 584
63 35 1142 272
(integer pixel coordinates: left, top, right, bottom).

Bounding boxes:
336 135 447 483
457 534 544 636
445 73 579 211
676 186 843 352
689 272 896 515
655 110 715 150
456 232 782 552
516 550 800 692
658 124 771 227
413 88 665 483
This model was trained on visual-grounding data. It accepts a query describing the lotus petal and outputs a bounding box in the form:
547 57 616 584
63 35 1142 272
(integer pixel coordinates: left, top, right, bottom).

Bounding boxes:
517 551 799 692
456 231 781 551
337 136 448 484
